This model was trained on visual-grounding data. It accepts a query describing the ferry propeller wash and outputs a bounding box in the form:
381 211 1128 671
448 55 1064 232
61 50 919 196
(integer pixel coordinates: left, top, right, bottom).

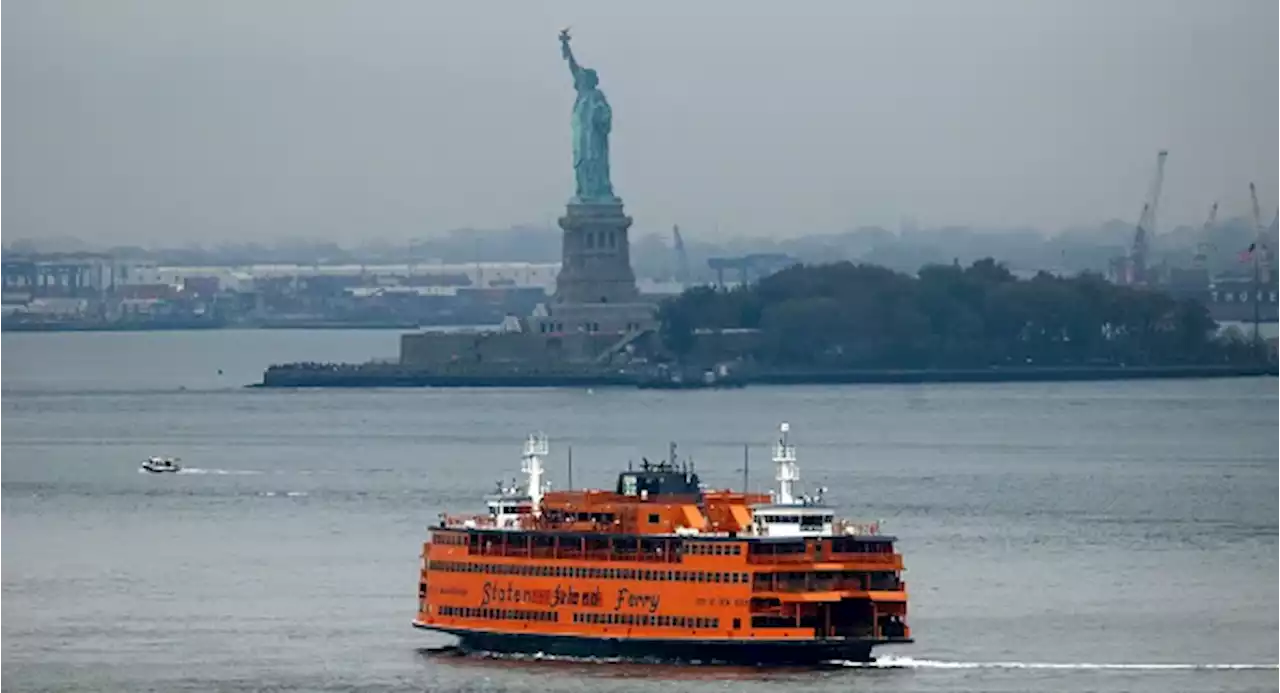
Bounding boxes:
413 423 911 665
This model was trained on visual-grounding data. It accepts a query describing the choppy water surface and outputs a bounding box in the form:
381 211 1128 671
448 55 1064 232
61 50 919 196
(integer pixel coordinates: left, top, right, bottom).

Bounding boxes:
3 330 1277 692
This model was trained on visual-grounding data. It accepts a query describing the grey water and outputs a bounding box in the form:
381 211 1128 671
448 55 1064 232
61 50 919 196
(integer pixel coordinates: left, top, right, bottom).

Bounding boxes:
2 329 1277 693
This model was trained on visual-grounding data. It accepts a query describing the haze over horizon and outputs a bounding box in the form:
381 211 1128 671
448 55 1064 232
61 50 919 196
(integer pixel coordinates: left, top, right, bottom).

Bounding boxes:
4 0 1277 247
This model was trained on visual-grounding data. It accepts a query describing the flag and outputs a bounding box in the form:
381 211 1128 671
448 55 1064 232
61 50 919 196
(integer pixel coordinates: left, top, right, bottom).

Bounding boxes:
1240 243 1258 263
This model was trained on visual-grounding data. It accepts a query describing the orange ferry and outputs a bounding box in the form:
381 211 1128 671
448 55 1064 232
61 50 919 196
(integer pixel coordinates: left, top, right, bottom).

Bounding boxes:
413 423 911 664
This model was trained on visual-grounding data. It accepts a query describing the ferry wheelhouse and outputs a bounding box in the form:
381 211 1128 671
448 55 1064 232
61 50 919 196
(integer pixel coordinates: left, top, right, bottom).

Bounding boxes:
413 424 911 664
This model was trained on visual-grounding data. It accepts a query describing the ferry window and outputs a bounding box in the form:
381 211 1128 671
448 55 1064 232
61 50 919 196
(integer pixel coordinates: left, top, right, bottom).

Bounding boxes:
733 618 741 629
740 573 748 583
712 573 721 583
648 513 660 524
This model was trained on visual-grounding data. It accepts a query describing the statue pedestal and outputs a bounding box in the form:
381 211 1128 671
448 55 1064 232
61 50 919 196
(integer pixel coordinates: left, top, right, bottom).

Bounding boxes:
554 200 640 305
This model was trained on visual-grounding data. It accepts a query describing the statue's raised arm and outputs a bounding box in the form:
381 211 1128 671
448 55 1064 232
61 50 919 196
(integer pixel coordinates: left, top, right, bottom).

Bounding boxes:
559 28 583 84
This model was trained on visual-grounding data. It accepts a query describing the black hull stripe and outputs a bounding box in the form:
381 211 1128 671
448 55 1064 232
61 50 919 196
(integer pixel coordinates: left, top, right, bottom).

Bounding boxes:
414 622 911 664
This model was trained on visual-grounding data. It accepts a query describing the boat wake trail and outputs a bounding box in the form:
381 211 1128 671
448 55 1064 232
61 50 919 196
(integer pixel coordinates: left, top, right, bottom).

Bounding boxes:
849 655 1279 671
176 468 263 475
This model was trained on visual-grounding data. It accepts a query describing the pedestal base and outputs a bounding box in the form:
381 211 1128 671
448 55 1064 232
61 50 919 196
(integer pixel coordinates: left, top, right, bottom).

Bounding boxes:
554 200 639 305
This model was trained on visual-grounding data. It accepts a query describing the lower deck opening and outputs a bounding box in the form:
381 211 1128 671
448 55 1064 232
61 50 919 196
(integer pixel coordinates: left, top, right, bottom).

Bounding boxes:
751 597 901 638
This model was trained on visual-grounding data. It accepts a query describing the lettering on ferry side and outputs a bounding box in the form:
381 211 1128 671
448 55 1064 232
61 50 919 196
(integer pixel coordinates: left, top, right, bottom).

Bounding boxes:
613 588 661 614
551 585 602 608
479 582 601 609
435 586 468 597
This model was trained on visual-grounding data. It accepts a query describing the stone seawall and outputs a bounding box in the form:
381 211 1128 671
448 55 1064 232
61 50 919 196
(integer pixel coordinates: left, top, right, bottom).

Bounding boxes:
256 362 1275 389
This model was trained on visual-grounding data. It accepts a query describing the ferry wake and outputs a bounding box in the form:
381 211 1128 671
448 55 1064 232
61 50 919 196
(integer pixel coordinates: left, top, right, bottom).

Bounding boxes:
413 423 911 665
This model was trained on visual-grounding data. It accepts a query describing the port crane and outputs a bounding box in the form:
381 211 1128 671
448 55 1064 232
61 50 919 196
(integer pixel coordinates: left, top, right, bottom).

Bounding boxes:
1245 182 1274 344
1193 202 1218 269
672 225 690 285
1129 150 1168 285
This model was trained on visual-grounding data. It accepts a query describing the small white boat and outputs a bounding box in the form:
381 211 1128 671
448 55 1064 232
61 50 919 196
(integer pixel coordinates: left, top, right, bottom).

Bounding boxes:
141 456 182 473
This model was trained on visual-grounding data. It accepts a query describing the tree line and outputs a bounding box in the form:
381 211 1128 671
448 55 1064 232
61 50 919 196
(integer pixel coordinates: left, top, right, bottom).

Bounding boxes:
659 259 1262 369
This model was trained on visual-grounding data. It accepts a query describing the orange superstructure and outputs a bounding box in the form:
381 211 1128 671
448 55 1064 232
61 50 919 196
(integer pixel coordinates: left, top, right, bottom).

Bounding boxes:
413 425 911 664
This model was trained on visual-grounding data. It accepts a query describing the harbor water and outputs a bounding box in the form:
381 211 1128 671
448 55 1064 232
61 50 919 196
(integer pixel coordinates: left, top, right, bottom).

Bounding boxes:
2 329 1277 693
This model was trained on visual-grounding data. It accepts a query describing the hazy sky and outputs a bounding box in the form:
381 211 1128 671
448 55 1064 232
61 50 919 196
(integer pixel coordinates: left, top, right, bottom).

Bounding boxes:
4 0 1277 246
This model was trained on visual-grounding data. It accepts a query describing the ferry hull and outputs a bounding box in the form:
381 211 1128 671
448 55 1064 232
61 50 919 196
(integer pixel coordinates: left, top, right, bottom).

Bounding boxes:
415 623 908 665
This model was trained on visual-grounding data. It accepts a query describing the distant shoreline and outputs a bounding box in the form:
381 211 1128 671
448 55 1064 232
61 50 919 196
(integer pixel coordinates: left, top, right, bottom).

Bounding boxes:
254 363 1277 389
1 321 420 333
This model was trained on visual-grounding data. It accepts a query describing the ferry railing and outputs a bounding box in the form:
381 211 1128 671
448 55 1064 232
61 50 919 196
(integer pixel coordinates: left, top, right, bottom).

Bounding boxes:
750 577 901 593
745 553 813 565
823 552 901 566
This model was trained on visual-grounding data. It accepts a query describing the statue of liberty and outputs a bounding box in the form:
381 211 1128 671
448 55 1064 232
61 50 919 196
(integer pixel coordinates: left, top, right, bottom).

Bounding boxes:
560 29 616 202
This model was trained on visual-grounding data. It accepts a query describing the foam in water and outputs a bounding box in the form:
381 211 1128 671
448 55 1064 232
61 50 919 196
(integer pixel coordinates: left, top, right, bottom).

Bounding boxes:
853 655 1278 671
176 468 262 476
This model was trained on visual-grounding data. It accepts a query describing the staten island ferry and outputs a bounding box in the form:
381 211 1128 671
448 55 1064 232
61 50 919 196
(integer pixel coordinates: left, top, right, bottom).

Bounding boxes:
413 423 911 664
